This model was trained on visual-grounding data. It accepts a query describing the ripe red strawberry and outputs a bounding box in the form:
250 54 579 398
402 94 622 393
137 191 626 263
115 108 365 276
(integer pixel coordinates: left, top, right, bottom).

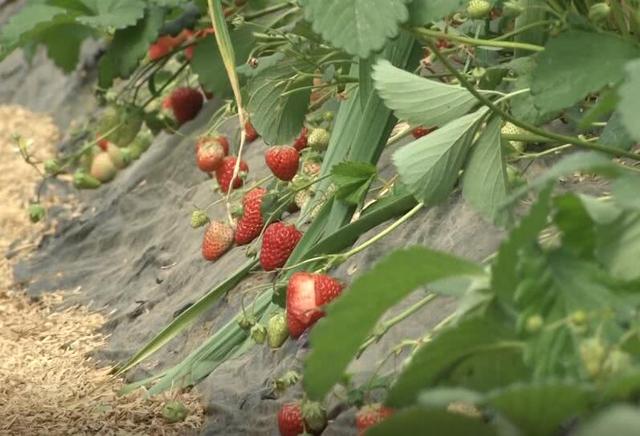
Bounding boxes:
148 35 177 61
196 136 229 172
412 126 435 139
259 222 302 271
286 272 343 338
265 146 299 181
235 187 266 245
277 403 304 436
168 87 204 125
293 127 309 151
356 404 394 435
245 120 259 142
215 156 248 192
96 134 109 151
202 220 234 261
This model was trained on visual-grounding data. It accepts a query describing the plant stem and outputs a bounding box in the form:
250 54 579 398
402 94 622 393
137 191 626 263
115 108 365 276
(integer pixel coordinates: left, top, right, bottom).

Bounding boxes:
493 20 554 41
141 61 189 109
412 27 545 52
245 1 295 20
426 39 640 161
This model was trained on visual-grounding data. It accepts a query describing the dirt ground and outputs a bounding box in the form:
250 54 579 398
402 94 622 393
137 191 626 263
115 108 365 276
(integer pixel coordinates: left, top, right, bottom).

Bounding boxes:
0 105 204 435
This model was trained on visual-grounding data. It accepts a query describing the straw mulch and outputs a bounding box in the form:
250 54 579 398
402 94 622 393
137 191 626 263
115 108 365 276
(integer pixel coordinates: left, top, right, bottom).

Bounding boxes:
0 106 204 435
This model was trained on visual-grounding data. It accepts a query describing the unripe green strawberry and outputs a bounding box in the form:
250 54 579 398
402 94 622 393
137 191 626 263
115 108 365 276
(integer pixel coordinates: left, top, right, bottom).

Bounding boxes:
589 2 610 22
73 171 101 189
267 311 289 348
119 147 133 165
44 159 61 175
308 128 330 151
501 122 525 152
191 210 210 228
238 313 256 330
294 189 312 210
580 337 606 378
28 203 45 223
274 370 301 393
105 142 126 169
466 0 491 18
129 131 153 159
162 400 188 423
602 349 631 376
503 0 524 16
525 314 543 333
251 323 267 344
301 400 327 434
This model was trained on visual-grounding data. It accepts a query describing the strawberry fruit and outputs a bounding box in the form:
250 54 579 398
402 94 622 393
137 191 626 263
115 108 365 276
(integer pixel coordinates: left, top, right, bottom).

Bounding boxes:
215 156 248 193
286 272 343 338
277 403 304 436
196 135 229 172
265 145 300 181
244 120 259 142
202 220 234 261
293 127 309 151
148 35 177 61
235 187 267 245
90 152 117 182
412 126 435 139
259 222 302 271
356 404 394 435
168 87 204 125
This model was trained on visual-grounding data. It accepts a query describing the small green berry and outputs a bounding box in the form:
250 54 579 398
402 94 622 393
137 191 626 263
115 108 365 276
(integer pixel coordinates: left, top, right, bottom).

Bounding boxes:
162 400 188 423
525 314 543 333
190 210 210 228
44 159 62 175
28 203 46 223
307 128 330 151
267 311 288 348
466 0 491 18
250 323 267 344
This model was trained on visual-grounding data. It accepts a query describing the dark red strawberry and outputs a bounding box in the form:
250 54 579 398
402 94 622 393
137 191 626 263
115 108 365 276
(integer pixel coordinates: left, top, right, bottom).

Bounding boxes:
196 135 229 172
293 127 309 151
412 126 436 139
356 404 394 435
235 187 266 245
286 272 343 338
265 145 299 181
215 156 248 192
245 120 259 142
168 87 204 125
259 222 302 271
277 403 304 436
202 220 234 261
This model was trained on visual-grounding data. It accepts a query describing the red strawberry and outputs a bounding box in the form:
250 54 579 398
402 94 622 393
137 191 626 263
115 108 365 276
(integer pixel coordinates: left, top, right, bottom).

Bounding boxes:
148 35 177 61
168 87 204 125
259 222 302 271
96 136 109 151
235 187 266 245
202 220 234 261
293 127 309 151
412 126 435 139
356 404 394 435
265 146 299 181
196 135 229 172
215 156 248 192
244 120 259 142
277 403 304 436
286 272 343 338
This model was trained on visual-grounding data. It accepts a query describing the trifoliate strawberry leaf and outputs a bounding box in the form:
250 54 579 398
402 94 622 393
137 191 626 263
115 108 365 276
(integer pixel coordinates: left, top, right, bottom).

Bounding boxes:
373 59 481 128
393 107 488 205
191 25 256 98
303 246 485 400
247 59 314 144
299 0 410 58
462 117 510 226
98 7 165 88
331 161 377 205
368 408 498 436
531 31 640 114
617 59 640 142
76 0 146 30
34 23 94 73
576 406 640 436
408 0 465 25
387 316 525 407
487 382 592 436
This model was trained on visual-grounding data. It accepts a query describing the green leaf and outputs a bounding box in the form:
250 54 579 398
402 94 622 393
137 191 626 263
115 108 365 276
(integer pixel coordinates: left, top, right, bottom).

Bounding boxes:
579 87 619 130
367 408 498 436
576 405 640 436
359 57 374 110
76 0 146 30
491 185 552 305
602 369 640 401
617 58 640 142
300 0 410 58
1 4 69 45
35 23 93 73
418 387 485 408
387 316 524 407
553 194 597 258
191 26 256 98
98 7 165 88
487 382 592 436
531 31 640 113
304 247 485 400
462 117 510 226
116 260 256 374
373 59 480 128
600 111 635 150
612 174 640 211
331 161 377 205
247 59 313 144
596 211 640 281
409 0 465 25
393 108 488 205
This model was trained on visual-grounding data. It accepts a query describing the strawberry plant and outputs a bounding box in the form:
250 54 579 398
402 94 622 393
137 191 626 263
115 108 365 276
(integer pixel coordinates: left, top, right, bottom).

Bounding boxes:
7 0 640 434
